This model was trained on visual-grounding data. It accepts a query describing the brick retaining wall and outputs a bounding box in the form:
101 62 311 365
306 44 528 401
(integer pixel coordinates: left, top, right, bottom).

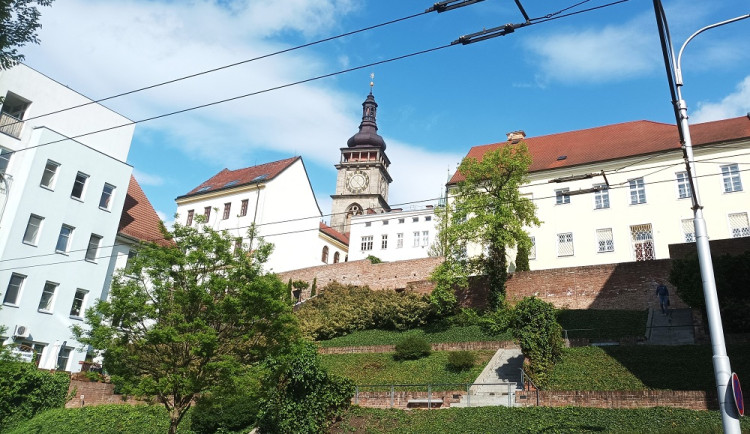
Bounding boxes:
515 390 717 410
352 389 465 409
318 341 517 355
66 379 139 408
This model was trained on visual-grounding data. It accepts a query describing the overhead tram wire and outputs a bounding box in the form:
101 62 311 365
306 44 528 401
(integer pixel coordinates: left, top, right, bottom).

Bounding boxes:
7 0 632 158
4 0 484 129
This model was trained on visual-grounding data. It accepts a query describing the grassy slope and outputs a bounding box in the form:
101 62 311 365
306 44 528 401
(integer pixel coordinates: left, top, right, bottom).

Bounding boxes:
320 351 495 388
317 325 512 347
556 309 648 339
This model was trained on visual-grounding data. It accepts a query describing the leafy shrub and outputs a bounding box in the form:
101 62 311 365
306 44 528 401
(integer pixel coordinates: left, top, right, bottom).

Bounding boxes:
296 283 434 340
450 308 481 327
478 307 513 335
515 244 530 272
258 341 354 434
511 297 563 388
394 337 431 361
366 255 382 264
190 366 265 434
446 351 476 371
5 404 177 434
0 360 71 429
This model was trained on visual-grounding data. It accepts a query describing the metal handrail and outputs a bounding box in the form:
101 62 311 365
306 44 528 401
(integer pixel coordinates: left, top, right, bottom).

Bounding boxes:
519 368 540 406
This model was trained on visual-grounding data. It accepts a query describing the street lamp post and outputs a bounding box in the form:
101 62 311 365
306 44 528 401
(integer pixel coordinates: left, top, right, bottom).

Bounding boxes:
652 2 749 432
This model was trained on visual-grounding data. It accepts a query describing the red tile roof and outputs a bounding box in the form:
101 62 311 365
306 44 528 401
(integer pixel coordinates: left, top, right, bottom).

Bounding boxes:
178 157 300 199
448 116 750 185
119 175 170 246
319 222 349 246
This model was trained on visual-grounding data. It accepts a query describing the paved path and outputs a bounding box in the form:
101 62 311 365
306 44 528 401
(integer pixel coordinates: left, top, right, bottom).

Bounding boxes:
646 307 695 345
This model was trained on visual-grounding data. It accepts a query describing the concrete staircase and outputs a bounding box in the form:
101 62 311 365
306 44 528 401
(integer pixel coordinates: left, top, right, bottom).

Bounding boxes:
451 347 524 408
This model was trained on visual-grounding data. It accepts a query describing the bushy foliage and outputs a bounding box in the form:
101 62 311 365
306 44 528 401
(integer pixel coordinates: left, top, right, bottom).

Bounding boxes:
670 252 750 332
190 365 265 434
446 351 476 371
366 255 383 264
478 306 513 336
515 244 530 272
511 297 563 387
394 336 431 361
257 341 354 434
0 0 55 69
296 283 434 340
428 260 464 317
0 360 71 429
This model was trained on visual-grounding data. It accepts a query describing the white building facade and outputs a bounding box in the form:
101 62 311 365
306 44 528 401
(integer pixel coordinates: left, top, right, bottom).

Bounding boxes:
348 206 439 262
448 116 750 271
175 157 347 273
0 65 135 371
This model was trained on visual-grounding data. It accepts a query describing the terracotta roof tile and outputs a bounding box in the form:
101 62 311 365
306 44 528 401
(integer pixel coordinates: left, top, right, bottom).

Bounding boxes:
319 222 349 246
448 116 750 184
178 156 300 199
119 175 170 246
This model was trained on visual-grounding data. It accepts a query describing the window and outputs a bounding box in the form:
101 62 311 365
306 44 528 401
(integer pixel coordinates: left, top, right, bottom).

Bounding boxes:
234 239 243 255
321 246 329 263
333 251 340 263
596 228 614 252
186 210 194 226
721 164 742 193
397 233 404 248
99 183 115 210
630 224 655 261
676 172 691 199
594 184 609 209
0 147 11 173
422 231 429 247
729 212 750 238
557 232 574 256
85 234 102 262
398 218 405 224
204 206 211 221
412 217 418 223
529 236 536 260
382 219 389 225
56 225 74 253
682 218 695 242
365 222 371 227
425 216 432 222
23 214 43 245
629 178 646 204
0 92 30 138
4 273 25 305
125 250 137 271
240 199 249 217
56 347 71 371
223 202 231 220
40 160 59 189
413 231 420 247
361 236 373 251
381 234 388 249
555 188 570 205
38 281 58 312
70 289 88 317
71 172 89 200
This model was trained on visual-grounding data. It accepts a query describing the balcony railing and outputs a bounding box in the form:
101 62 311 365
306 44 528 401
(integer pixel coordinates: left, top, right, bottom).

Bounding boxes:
0 112 23 138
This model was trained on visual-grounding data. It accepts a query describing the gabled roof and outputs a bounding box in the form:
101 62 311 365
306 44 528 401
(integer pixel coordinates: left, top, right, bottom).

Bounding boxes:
319 222 349 246
177 156 300 200
448 116 750 185
119 175 170 246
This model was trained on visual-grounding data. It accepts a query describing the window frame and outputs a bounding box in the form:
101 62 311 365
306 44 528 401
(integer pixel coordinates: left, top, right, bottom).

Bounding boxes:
203 206 211 221
23 214 43 246
721 164 742 193
596 228 614 253
69 288 88 318
240 199 249 217
381 234 388 249
70 172 89 200
186 209 194 226
629 177 646 205
397 233 404 248
3 273 26 306
360 235 373 251
0 147 11 174
56 224 74 253
99 183 116 210
413 231 420 247
56 347 71 371
593 184 610 209
40 160 60 190
555 188 571 205
676 171 692 199
222 202 231 220
38 281 58 312
557 232 574 257
85 234 102 262
422 231 429 247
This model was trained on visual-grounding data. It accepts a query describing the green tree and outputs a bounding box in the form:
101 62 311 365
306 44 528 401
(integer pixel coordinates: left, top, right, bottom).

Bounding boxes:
515 243 530 272
435 142 539 310
511 297 563 387
1 0 54 70
73 222 298 434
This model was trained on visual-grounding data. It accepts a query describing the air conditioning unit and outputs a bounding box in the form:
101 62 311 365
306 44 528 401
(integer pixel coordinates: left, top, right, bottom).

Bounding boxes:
13 325 30 339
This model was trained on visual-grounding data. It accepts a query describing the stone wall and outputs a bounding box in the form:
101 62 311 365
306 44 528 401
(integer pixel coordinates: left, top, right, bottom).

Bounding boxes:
351 389 465 409
66 379 138 408
515 390 717 410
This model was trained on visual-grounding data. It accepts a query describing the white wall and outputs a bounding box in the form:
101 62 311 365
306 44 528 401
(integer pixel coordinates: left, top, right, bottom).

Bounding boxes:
348 207 439 262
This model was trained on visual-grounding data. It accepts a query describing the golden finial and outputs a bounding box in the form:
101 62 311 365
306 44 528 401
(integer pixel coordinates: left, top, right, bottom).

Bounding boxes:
369 72 375 94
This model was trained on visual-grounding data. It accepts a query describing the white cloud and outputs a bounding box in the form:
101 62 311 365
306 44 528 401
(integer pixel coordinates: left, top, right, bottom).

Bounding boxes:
132 168 165 186
691 75 750 123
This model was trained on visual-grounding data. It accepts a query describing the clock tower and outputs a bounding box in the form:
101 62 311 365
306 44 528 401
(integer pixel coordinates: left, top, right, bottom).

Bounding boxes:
330 88 392 234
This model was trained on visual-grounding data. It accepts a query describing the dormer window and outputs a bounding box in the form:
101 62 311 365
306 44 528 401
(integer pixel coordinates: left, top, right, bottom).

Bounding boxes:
0 92 31 138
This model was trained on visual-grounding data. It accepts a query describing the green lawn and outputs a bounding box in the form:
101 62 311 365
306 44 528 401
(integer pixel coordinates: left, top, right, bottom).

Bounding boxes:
556 309 648 340
320 350 495 389
317 325 512 347
548 344 750 391
330 406 750 433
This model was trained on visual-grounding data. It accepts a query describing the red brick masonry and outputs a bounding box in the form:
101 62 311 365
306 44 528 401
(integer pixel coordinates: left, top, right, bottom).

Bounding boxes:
318 341 516 354
515 390 717 410
66 379 139 408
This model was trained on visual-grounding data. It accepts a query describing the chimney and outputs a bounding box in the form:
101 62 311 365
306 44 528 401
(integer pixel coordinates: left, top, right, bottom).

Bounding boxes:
506 130 526 143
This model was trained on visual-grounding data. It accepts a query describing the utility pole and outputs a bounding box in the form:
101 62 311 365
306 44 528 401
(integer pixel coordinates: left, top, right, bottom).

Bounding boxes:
652 2 749 432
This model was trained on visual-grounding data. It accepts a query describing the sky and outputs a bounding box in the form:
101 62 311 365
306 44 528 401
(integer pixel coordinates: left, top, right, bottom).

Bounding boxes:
21 0 750 228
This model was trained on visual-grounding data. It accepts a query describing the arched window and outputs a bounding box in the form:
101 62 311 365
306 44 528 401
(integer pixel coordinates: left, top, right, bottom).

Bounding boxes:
321 246 329 263
345 203 363 233
333 251 340 263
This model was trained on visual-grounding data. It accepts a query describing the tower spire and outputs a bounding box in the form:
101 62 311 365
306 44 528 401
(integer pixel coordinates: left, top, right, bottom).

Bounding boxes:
369 72 375 95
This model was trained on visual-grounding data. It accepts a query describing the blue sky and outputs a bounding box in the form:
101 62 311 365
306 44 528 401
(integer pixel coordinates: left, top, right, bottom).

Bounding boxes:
22 0 750 226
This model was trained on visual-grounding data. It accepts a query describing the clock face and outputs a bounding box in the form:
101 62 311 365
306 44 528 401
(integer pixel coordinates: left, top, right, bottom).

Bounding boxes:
347 170 369 193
